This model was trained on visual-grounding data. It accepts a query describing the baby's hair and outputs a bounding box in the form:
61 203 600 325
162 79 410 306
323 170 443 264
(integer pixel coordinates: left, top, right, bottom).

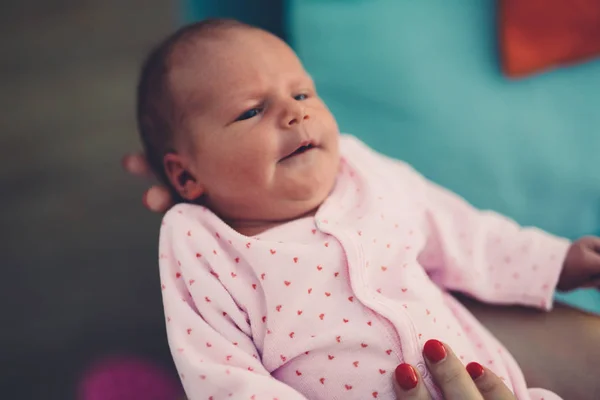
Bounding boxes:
136 18 253 191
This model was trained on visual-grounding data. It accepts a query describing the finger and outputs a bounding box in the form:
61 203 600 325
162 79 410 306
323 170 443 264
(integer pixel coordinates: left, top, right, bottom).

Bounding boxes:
122 153 153 177
466 362 516 400
143 185 174 213
423 339 482 400
393 363 432 400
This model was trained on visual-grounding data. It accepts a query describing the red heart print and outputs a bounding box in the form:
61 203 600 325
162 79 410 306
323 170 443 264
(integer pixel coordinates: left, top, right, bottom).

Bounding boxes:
231 272 237 278
270 249 276 255
305 351 310 355
336 336 341 343
261 273 266 280
161 284 166 290
186 328 192 335
381 266 387 271
284 281 291 286
319 378 325 384
401 288 407 293
311 229 317 234
262 316 266 323
296 370 302 376
280 355 287 362
348 296 354 302
334 272 339 277
297 310 303 315
205 296 211 303
367 321 372 326
187 231 191 236
379 369 386 374
345 384 353 390
372 392 379 398
324 242 329 247
308 288 313 294
252 284 257 290
226 355 232 361
386 243 391 248
328 355 335 360
175 272 182 278
246 242 251 248
361 343 368 348
215 232 220 238
426 309 431 315
376 288 382 294
206 342 212 347
232 342 238 346
289 332 295 338
386 349 392 355
316 265 323 271
353 361 359 367
234 257 240 263
343 318 349 323
222 311 228 317
213 250 218 255
189 279 195 285
248 367 254 371
325 292 331 297
276 305 282 312
196 253 202 258
200 375 206 380
293 257 298 263
319 313 325 320
357 230 362 236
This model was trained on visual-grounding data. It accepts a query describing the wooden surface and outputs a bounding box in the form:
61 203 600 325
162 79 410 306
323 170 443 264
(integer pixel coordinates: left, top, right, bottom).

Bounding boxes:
0 1 177 398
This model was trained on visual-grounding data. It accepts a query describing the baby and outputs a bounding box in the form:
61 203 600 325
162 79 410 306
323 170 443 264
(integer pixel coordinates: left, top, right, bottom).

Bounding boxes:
136 19 600 400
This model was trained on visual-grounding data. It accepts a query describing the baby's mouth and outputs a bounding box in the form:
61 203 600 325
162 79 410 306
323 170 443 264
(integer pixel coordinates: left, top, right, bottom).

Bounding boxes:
280 143 315 161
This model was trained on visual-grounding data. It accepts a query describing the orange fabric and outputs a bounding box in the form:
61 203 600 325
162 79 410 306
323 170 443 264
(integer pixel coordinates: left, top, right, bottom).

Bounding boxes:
499 0 600 77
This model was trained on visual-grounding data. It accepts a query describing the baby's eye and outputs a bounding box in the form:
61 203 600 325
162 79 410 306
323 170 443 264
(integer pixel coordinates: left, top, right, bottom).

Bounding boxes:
294 93 308 101
236 108 262 122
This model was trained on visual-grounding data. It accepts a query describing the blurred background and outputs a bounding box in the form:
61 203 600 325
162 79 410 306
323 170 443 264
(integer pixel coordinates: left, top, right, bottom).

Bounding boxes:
1 1 176 398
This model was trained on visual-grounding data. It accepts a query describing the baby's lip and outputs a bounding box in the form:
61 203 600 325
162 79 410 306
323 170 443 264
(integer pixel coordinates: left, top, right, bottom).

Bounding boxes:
280 140 317 162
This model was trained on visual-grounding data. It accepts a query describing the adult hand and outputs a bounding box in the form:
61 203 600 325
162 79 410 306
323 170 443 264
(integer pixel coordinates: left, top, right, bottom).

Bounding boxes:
123 152 173 213
393 339 517 399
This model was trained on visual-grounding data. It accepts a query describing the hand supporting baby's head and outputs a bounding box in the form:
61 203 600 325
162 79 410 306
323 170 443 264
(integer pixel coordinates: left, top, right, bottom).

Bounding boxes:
136 18 341 234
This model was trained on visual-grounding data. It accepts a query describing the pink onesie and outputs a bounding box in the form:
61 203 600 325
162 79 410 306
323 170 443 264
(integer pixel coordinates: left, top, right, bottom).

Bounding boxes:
158 135 570 400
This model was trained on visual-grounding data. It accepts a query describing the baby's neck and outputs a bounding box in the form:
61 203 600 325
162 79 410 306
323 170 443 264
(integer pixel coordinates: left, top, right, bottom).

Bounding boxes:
228 207 319 237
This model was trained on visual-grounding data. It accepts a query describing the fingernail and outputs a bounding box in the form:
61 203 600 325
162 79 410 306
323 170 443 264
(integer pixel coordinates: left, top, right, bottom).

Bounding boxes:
423 339 446 363
466 362 484 381
395 363 418 390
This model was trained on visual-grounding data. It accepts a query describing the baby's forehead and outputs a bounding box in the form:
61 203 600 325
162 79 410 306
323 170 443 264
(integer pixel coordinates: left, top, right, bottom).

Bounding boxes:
169 29 305 99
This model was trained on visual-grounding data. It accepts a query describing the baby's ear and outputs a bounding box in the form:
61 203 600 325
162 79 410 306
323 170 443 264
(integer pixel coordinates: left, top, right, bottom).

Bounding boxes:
163 153 204 201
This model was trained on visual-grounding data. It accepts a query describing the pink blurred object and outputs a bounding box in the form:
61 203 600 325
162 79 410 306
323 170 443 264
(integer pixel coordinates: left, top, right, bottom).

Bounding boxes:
77 355 183 400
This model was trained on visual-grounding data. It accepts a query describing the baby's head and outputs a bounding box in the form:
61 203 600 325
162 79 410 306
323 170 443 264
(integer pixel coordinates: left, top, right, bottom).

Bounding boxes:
137 19 340 231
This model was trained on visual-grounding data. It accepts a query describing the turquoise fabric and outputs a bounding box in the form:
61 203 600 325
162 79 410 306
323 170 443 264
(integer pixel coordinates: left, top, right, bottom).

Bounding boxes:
181 0 600 313
181 0 284 38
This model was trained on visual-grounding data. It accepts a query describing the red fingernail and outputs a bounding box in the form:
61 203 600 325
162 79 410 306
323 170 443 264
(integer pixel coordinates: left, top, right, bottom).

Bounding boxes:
395 363 418 390
466 362 484 380
423 340 446 363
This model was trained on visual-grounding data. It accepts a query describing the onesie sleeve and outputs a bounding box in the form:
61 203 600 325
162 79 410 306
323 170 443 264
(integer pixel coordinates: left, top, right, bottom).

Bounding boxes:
158 206 308 400
340 135 570 310
416 178 571 310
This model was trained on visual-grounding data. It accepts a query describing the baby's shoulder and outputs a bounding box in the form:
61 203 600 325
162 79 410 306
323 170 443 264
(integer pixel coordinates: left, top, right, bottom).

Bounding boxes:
339 134 419 178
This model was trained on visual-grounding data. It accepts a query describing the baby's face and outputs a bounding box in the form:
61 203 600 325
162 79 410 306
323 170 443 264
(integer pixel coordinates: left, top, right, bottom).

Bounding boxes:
169 29 340 230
